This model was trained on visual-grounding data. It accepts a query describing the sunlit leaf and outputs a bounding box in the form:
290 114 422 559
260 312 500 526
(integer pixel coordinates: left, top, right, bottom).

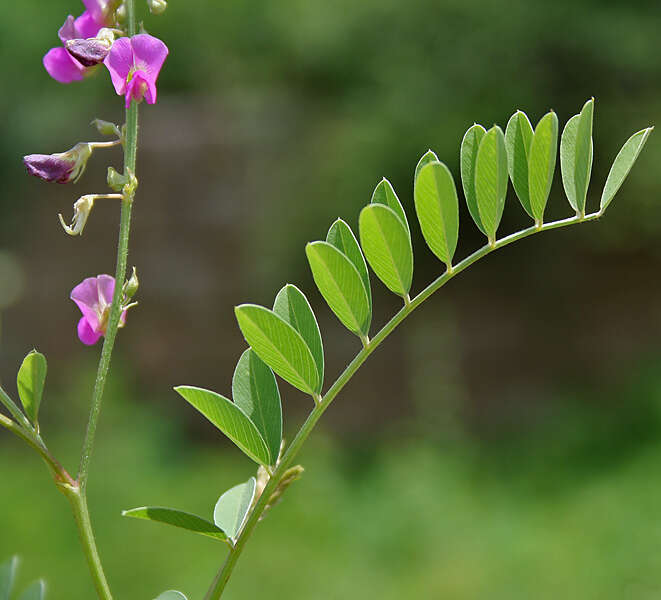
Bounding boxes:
174 386 270 465
370 178 409 234
273 284 324 387
600 127 653 212
234 305 320 395
414 161 459 267
214 477 256 541
528 111 558 222
16 351 46 427
414 149 439 182
122 506 228 543
505 110 534 217
460 123 487 234
561 99 594 214
326 219 371 308
306 241 371 337
475 125 508 242
359 204 413 298
232 349 282 464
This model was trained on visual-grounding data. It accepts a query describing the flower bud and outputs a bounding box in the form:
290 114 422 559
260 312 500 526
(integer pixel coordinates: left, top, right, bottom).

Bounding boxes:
24 143 92 184
147 0 167 15
65 37 112 67
92 119 121 138
123 267 139 300
59 195 95 236
107 167 127 192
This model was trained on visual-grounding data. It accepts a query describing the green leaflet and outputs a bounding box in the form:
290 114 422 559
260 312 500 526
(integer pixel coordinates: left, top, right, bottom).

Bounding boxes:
214 477 256 541
600 127 653 212
561 99 594 214
16 351 47 427
327 219 371 309
306 241 371 337
414 161 459 268
155 592 188 600
371 178 410 234
234 305 320 395
232 349 282 464
174 386 271 465
505 110 534 217
0 557 18 600
528 111 559 222
460 123 487 234
359 204 413 298
0 388 30 431
414 149 439 183
475 125 508 242
17 582 44 600
273 284 324 387
122 506 229 543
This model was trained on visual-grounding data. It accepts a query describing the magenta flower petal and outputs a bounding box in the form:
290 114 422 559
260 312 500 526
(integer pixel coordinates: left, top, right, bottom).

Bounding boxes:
78 317 103 345
104 37 133 95
130 34 169 77
43 47 85 83
58 15 77 43
71 276 103 331
96 274 115 307
82 0 108 24
74 10 103 39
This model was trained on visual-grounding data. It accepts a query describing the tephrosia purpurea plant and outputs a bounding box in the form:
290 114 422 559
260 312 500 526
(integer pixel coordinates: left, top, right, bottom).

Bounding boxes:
0 2 654 598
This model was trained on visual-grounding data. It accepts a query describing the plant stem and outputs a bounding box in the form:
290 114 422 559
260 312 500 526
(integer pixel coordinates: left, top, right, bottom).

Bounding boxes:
204 211 602 599
67 2 139 598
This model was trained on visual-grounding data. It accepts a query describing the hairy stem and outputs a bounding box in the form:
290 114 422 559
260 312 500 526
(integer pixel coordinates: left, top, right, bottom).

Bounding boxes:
68 2 139 598
204 210 602 599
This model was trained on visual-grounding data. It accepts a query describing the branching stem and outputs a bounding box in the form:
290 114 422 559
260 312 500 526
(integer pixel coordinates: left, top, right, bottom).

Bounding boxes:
204 210 601 599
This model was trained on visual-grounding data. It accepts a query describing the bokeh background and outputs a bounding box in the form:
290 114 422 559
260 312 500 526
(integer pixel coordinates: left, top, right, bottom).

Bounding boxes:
2 0 661 598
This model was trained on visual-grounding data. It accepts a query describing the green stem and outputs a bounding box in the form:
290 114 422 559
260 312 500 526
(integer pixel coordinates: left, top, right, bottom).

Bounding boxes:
204 211 601 599
67 2 139 598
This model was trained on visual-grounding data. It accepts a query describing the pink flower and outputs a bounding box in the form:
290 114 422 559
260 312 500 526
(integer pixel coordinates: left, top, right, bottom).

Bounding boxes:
71 275 127 346
104 34 169 108
43 1 110 83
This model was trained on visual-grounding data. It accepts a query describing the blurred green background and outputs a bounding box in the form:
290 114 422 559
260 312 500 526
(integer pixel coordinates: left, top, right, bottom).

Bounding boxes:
2 0 661 598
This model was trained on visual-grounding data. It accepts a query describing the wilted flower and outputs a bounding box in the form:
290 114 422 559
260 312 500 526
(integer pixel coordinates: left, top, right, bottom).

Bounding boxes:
59 195 96 236
65 31 114 67
71 275 127 345
23 143 92 184
43 1 111 83
104 34 169 108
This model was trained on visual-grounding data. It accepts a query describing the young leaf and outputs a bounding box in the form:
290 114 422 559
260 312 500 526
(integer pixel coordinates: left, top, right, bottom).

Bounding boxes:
414 149 439 182
561 99 594 214
214 477 256 541
505 110 534 217
234 305 320 395
460 123 487 234
306 241 371 337
0 557 18 600
326 219 371 309
174 386 271 465
414 161 459 268
122 507 229 543
370 178 410 234
359 204 414 298
600 127 653 212
17 581 45 600
232 349 282 465
155 592 187 600
273 284 324 387
16 351 47 427
475 125 508 242
528 111 559 222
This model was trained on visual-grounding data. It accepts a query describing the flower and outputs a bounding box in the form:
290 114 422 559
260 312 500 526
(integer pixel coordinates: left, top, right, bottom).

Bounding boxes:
65 34 113 67
23 143 93 184
104 34 169 108
43 1 110 83
71 275 127 345
59 195 96 236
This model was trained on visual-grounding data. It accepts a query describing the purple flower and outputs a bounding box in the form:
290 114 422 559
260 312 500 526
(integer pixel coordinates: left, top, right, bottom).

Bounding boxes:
104 34 169 108
65 37 112 67
23 143 92 184
71 275 127 346
43 1 110 83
